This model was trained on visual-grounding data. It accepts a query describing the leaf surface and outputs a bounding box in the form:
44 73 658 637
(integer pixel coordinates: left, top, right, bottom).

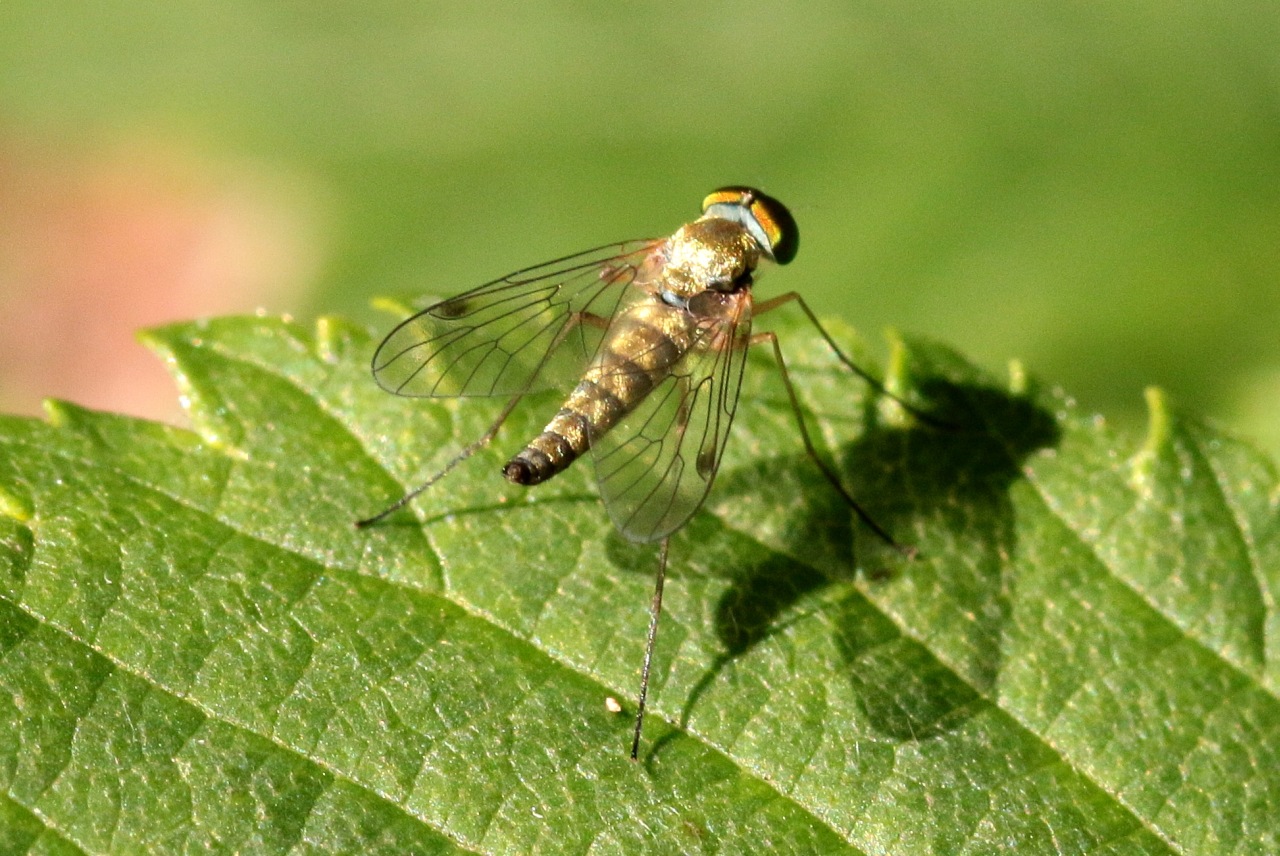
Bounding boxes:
0 313 1276 854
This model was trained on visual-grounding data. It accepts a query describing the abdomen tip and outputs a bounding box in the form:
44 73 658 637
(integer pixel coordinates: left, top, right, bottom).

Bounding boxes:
503 459 534 484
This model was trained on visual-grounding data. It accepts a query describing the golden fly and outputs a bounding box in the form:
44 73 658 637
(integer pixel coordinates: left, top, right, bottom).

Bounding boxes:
357 187 915 759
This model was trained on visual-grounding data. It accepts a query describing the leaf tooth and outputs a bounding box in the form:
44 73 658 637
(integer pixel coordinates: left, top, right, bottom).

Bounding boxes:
1141 387 1173 455
1129 386 1173 495
137 328 246 457
0 483 32 522
314 316 360 365
883 327 906 390
877 328 915 427
1006 359 1027 395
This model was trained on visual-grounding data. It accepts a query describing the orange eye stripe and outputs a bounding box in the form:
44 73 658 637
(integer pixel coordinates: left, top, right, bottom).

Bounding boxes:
748 199 784 249
700 188 748 209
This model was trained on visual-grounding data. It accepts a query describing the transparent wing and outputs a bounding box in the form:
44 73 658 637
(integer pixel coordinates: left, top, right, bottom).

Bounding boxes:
371 239 663 398
591 298 753 543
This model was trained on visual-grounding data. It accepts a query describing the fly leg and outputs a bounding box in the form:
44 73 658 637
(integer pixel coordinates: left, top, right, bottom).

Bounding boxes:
356 310 612 528
751 329 916 558
753 291 946 428
627 372 695 758
631 536 671 760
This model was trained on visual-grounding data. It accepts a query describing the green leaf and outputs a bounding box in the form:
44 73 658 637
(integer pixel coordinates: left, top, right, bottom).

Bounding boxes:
1 311 1277 854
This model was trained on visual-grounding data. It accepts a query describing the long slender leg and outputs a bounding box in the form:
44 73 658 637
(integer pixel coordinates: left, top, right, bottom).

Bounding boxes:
355 310 611 529
631 536 670 760
355 393 526 528
625 369 697 756
752 330 916 558
753 290 946 427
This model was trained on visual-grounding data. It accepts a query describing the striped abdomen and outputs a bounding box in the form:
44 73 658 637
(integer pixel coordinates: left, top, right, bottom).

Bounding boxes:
503 302 698 486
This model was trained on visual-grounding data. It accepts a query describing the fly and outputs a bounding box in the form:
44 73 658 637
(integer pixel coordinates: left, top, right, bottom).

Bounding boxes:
357 186 917 759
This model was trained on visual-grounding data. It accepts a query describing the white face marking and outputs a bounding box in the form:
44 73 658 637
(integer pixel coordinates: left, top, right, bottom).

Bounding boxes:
660 289 688 308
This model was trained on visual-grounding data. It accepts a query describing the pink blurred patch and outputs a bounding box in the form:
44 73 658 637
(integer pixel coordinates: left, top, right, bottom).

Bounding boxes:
0 139 322 425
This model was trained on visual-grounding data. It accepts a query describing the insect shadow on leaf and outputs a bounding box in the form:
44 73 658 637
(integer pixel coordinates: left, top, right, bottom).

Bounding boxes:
647 373 1060 752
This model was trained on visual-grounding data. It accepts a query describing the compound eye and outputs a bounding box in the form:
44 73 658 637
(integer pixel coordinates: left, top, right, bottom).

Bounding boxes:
746 191 799 265
700 186 800 265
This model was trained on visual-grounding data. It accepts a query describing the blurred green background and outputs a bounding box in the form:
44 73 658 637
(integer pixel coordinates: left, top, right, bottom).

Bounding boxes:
1 1 1278 457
